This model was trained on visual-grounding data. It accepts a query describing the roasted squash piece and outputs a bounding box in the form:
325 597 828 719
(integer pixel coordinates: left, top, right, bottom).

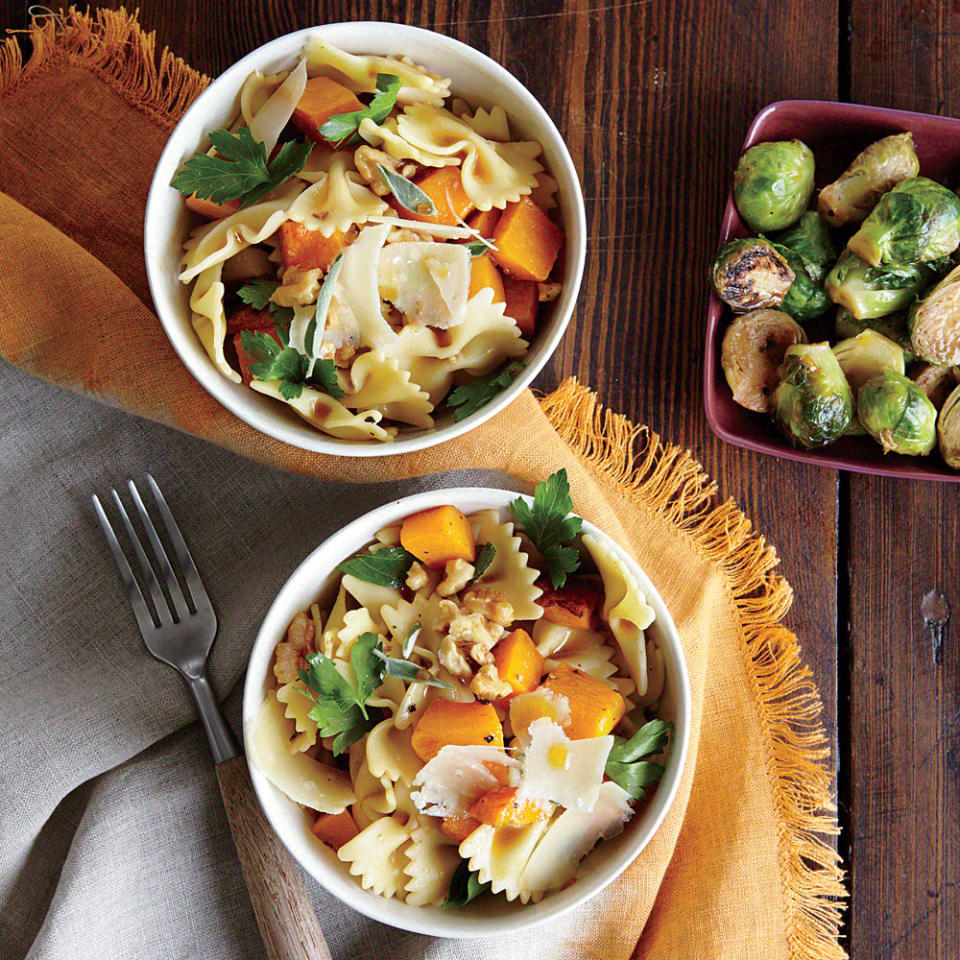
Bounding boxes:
535 577 602 630
398 167 474 226
410 698 503 762
503 276 539 337
278 221 347 271
226 305 276 335
440 816 482 843
310 809 360 850
468 252 505 303
400 505 476 570
467 208 501 237
492 628 543 698
292 76 365 143
185 193 240 219
541 663 625 739
468 787 546 827
492 196 564 282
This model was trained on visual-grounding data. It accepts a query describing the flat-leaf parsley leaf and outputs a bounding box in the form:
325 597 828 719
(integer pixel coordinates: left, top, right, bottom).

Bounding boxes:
318 73 402 146
446 361 523 422
337 546 416 589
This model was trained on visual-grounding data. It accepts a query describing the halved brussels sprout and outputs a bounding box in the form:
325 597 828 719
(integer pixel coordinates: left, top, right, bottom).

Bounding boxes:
832 330 905 395
937 384 960 468
721 309 807 412
772 211 838 283
909 362 960 410
771 241 831 320
835 307 916 364
847 177 960 267
857 369 937 455
825 249 945 320
710 238 794 312
908 262 960 365
771 342 854 448
817 132 920 227
733 140 815 232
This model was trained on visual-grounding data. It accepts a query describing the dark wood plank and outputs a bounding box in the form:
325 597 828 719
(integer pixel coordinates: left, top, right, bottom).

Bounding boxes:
845 3 960 958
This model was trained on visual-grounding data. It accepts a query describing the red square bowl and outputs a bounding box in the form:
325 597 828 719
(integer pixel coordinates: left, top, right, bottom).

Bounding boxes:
705 99 960 483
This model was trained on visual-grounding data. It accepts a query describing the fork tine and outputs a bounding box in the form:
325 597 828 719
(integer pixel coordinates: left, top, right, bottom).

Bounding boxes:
110 488 173 624
146 474 212 611
127 479 191 620
92 494 156 632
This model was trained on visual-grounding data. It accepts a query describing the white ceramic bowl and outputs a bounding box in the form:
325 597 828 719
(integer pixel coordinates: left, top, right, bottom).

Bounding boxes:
145 22 586 456
242 487 691 938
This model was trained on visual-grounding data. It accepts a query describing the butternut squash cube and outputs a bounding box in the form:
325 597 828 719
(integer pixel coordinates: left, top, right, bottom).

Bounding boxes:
310 809 359 851
398 167 474 226
541 663 625 739
468 252 505 303
492 196 564 282
400 504 476 570
440 816 482 843
278 221 347 271
536 577 602 630
468 787 547 827
410 698 503 762
467 208 501 237
292 76 365 143
185 193 240 219
492 628 543 698
503 276 539 337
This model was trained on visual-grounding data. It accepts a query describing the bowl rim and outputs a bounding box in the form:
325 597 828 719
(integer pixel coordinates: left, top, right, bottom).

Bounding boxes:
241 485 691 938
703 97 960 483
144 21 586 458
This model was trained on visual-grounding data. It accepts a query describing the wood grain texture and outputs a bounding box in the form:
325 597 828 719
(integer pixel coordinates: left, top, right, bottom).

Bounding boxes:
845 4 960 958
215 755 333 960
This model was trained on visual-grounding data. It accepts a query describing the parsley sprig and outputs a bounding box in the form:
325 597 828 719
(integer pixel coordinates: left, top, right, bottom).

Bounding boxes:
511 469 583 588
604 719 671 800
338 545 416 589
171 126 311 208
236 279 295 326
318 73 402 147
239 325 342 400
443 861 491 908
446 361 524 423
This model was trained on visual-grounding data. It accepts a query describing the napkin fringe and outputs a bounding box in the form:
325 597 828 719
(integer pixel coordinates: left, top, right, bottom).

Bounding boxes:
1 6 208 128
541 379 847 960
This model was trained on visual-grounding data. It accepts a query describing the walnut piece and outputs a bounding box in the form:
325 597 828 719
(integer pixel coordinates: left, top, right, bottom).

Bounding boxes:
462 588 514 626
273 611 315 684
271 266 321 307
438 635 472 679
470 664 513 701
406 560 430 591
354 145 396 196
436 558 475 597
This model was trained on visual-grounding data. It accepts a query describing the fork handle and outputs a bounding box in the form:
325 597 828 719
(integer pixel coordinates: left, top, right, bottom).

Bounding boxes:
216 755 333 960
187 674 239 763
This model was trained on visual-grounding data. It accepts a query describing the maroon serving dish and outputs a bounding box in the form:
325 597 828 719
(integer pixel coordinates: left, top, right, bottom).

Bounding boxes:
704 99 960 482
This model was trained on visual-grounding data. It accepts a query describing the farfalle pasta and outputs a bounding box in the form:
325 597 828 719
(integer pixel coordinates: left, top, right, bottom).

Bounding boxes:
248 473 674 909
171 37 567 441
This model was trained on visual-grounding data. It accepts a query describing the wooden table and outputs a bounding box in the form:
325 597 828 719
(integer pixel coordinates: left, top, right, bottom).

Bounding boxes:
4 0 958 956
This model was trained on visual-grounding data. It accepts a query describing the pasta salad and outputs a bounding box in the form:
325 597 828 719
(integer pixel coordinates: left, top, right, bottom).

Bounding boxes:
248 472 672 908
172 37 566 441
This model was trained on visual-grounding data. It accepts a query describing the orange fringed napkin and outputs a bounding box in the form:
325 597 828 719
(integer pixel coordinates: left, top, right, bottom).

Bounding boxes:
0 9 846 960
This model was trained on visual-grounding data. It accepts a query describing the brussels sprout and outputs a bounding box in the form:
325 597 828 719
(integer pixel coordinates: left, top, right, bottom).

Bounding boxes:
733 140 815 232
772 241 831 320
835 307 916 363
937 384 960 468
710 238 794 312
857 369 937 455
825 249 945 320
847 177 960 267
771 342 854 448
909 362 960 410
832 330 905 395
772 211 838 283
817 132 920 227
721 309 807 412
908 262 960 364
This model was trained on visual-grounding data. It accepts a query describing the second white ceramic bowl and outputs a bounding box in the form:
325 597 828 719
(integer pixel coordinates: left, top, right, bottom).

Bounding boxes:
242 487 690 938
145 22 586 457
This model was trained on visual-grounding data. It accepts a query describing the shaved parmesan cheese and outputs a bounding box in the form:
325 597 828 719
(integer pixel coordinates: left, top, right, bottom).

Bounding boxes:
411 744 520 817
328 224 394 350
378 242 470 328
508 687 571 746
517 719 613 813
249 58 308 155
367 215 475 239
517 781 633 894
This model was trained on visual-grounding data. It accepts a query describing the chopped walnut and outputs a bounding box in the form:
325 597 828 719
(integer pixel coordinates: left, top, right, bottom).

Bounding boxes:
273 611 315 684
354 146 397 196
462 588 514 626
538 281 562 303
406 560 430 591
437 558 475 597
438 635 472 679
271 266 322 307
386 226 424 244
470 664 513 701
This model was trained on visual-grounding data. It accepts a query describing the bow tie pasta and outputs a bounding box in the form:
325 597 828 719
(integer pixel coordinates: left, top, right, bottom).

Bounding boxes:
248 475 674 911
171 37 568 441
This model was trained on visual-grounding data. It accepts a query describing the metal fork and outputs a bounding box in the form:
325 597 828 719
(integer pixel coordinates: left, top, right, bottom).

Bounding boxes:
93 476 331 960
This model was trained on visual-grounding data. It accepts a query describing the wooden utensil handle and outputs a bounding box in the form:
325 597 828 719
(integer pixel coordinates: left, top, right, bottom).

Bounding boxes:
216 755 332 960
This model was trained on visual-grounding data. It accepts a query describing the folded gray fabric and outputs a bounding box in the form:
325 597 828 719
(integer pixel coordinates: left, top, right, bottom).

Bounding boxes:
0 361 604 960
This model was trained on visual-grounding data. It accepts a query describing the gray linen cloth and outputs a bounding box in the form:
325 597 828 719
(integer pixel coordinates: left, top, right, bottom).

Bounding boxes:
0 360 618 960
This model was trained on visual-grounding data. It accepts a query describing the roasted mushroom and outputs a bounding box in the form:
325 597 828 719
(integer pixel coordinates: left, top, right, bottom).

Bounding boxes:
733 140 815 232
857 369 937 455
721 309 807 412
710 238 795 312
